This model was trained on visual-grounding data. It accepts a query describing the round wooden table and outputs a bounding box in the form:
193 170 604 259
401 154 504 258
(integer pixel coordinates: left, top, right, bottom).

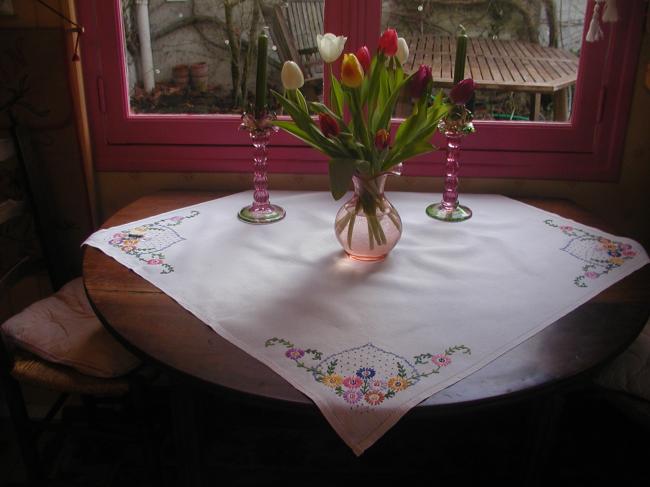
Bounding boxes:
83 191 650 411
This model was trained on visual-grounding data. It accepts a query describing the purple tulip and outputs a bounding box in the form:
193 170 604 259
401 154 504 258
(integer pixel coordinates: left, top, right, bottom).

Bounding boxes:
410 64 432 99
449 78 476 105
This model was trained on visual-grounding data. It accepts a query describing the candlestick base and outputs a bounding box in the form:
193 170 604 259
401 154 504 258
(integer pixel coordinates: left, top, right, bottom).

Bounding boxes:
238 204 286 224
425 202 472 222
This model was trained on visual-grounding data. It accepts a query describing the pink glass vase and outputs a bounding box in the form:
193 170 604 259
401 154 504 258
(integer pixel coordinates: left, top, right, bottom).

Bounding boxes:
238 128 285 224
334 173 402 261
426 125 472 222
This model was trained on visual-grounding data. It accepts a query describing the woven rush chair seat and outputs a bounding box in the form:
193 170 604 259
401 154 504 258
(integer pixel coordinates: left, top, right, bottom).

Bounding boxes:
10 349 130 397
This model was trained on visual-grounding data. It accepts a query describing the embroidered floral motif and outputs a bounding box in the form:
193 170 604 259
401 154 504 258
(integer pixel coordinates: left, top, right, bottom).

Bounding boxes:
265 338 471 410
108 210 199 274
544 219 638 287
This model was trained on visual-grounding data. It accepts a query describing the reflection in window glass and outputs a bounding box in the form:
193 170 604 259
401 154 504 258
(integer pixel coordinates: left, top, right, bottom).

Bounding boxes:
382 1 586 122
121 0 324 115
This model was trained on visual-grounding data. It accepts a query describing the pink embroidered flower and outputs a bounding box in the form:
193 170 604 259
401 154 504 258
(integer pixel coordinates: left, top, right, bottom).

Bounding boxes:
585 271 599 279
343 389 363 404
370 379 387 390
343 376 363 389
285 348 305 360
364 390 385 406
622 250 636 257
147 259 163 265
431 354 452 367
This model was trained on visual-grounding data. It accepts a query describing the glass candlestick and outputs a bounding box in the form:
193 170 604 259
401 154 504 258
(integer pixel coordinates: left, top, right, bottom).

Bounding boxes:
238 111 285 224
426 117 473 222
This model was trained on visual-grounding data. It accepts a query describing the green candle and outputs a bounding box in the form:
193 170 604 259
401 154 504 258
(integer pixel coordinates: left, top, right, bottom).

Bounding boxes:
453 25 467 84
255 32 269 116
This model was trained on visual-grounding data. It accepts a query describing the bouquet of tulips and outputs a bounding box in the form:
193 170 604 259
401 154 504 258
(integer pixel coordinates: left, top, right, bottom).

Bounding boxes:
273 29 450 201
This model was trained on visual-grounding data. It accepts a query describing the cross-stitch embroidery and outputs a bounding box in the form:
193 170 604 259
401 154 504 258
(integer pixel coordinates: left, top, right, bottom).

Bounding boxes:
544 219 637 287
265 338 470 410
108 211 200 274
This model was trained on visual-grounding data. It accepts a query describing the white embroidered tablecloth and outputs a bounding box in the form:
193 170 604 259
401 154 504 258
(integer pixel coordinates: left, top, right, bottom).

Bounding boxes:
84 191 649 455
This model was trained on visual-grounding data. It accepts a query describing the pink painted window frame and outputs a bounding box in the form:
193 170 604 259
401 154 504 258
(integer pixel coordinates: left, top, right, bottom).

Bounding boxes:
78 0 645 180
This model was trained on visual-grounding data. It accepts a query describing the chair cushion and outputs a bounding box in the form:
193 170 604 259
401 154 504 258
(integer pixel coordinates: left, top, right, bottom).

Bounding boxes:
1 278 141 378
595 318 650 402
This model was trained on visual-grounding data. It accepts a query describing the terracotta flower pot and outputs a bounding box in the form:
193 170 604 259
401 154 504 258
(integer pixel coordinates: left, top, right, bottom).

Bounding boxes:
190 62 208 92
172 64 189 89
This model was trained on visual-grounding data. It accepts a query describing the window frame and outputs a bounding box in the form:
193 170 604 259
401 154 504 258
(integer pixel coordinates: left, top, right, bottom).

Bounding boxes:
78 0 646 180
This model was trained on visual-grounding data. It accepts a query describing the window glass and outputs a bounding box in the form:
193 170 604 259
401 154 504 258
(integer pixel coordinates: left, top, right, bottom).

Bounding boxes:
382 0 586 122
121 0 324 115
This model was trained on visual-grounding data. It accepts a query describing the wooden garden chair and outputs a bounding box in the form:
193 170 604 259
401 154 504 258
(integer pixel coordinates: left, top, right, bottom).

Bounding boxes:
268 0 325 90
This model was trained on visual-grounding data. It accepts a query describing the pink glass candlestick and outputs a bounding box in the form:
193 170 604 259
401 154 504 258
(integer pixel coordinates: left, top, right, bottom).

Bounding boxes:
238 113 285 224
426 123 472 222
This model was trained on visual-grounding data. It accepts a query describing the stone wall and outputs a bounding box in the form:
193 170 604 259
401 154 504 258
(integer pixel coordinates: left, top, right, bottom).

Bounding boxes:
124 0 285 96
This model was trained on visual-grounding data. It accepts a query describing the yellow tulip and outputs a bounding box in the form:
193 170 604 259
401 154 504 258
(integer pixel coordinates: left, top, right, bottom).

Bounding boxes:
340 53 364 88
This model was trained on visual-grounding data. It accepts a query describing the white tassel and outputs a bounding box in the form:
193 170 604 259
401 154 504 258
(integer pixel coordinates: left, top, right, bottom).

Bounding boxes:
603 0 618 22
586 0 604 43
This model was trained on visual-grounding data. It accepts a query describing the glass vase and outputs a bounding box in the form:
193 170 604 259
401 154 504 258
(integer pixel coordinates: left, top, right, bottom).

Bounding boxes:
425 126 472 222
334 173 402 261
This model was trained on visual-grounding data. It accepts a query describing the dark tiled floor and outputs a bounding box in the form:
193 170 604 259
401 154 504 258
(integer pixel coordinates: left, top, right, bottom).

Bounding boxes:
1 386 648 486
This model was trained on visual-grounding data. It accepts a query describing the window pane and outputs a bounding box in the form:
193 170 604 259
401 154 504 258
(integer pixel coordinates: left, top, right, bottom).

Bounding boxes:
121 0 324 115
382 0 586 122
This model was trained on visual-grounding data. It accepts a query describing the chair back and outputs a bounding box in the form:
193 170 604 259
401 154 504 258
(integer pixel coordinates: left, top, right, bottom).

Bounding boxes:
269 0 324 82
3 116 73 291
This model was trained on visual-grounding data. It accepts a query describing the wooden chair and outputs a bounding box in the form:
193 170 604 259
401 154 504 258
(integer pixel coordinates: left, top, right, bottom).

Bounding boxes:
592 318 650 431
268 0 324 89
0 123 160 486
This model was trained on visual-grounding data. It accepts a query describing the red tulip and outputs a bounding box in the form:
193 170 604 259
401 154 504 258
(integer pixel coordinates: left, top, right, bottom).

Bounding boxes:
410 64 432 98
374 129 390 150
449 78 476 105
378 28 398 56
356 46 371 73
318 113 340 138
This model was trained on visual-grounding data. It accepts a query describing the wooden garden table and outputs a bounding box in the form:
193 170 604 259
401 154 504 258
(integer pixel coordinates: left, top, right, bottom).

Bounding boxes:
405 35 580 121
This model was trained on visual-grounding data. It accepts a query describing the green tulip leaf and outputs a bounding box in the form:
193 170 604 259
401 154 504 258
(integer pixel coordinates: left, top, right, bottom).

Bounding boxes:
330 73 344 117
328 158 358 200
295 89 309 114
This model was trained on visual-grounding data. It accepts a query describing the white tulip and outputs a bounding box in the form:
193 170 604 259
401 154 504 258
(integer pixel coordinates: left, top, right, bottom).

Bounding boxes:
396 37 409 65
281 61 304 90
316 33 347 63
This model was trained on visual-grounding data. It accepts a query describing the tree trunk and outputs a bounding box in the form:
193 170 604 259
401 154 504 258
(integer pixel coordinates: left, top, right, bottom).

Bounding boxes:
224 0 242 108
541 0 558 47
240 0 262 107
